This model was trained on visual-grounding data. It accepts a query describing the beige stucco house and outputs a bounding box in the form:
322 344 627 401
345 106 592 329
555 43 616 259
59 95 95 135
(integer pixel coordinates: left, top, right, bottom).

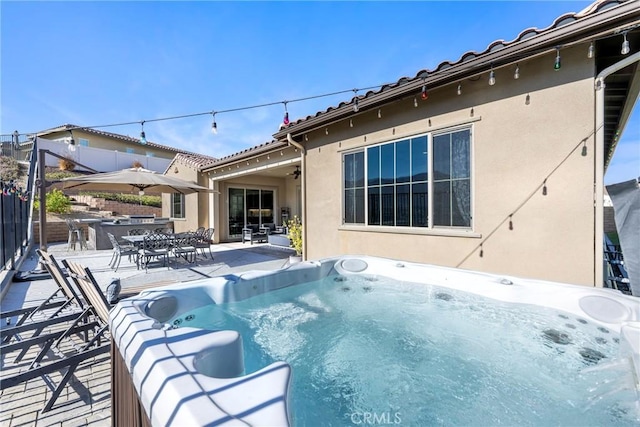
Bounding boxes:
185 0 639 288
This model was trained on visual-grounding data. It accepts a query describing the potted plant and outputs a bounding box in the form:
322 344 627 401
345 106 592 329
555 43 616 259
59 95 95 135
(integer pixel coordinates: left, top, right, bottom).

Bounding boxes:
287 215 303 263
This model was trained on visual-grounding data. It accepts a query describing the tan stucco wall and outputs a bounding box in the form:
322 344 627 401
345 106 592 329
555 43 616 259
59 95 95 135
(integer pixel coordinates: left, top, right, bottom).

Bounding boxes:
162 164 207 233
44 130 176 160
302 45 598 286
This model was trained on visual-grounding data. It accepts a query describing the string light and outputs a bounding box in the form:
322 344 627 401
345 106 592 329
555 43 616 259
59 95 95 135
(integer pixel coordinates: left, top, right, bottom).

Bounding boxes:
414 97 418 107
8 31 627 142
1 180 29 201
621 32 630 55
488 68 496 86
581 138 588 156
139 121 147 144
353 90 359 112
456 126 600 269
283 102 290 126
377 109 382 119
421 80 428 100
350 118 353 128
513 64 520 80
211 112 218 134
525 94 530 105
554 48 561 70
457 84 462 95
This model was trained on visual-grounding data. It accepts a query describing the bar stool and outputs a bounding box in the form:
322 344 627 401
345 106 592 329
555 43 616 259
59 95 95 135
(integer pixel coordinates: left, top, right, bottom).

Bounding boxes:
65 219 86 250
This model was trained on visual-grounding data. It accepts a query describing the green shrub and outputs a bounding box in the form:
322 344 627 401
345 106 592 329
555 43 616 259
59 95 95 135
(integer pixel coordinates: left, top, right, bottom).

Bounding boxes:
45 170 83 181
35 188 71 214
78 191 161 207
287 215 303 256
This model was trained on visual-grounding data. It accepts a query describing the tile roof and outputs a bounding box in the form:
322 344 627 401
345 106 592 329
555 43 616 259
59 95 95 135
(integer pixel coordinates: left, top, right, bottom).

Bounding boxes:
199 139 289 171
38 124 203 156
164 152 218 174
273 0 637 139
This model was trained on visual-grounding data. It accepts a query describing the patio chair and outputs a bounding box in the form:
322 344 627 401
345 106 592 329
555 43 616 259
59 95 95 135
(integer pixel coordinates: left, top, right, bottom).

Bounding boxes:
107 232 139 272
242 224 267 245
1 250 88 362
172 232 198 264
128 228 149 236
65 219 86 250
0 259 111 414
138 232 172 272
194 227 214 259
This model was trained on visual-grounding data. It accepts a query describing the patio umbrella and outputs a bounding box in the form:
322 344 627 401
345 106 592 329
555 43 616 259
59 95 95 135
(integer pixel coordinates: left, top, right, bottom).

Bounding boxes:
58 167 216 195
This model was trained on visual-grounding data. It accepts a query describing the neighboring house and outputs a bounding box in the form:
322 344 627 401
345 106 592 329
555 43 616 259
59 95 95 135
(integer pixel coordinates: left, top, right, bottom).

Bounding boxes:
31 124 200 172
161 152 217 233
194 0 639 287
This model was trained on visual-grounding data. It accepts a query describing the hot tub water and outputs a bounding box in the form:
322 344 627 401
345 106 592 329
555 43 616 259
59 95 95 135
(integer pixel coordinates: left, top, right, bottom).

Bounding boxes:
170 274 639 426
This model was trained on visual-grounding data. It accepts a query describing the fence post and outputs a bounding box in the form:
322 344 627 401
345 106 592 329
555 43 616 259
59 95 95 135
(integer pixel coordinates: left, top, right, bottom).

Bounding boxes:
38 149 47 252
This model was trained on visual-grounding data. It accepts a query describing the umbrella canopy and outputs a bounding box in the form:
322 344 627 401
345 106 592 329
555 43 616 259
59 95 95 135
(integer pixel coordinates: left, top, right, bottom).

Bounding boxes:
59 167 215 195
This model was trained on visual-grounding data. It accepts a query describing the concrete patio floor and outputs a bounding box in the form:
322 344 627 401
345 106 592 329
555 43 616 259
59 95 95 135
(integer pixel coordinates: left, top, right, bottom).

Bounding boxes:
0 241 295 426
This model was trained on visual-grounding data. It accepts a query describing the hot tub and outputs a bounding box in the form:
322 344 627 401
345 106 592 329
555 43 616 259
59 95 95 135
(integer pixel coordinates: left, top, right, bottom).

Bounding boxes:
109 256 640 426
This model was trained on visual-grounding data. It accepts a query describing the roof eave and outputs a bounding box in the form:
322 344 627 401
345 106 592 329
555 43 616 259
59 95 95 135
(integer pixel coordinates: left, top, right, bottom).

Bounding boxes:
274 0 639 140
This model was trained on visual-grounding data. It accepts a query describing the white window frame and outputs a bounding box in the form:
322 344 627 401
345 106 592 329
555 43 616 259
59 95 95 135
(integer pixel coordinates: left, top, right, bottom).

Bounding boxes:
171 193 185 219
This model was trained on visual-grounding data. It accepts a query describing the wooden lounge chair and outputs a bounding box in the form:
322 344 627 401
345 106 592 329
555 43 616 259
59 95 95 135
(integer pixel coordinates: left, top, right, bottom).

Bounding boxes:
0 250 87 362
0 258 112 413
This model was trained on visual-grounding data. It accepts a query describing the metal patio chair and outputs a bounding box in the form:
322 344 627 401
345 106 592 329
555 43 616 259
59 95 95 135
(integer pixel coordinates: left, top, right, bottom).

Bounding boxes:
107 232 139 272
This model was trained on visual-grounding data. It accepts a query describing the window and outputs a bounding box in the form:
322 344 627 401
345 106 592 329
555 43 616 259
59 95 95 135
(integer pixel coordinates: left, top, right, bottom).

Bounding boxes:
126 148 135 154
343 151 364 224
78 138 89 147
171 193 184 218
146 151 155 157
342 127 471 229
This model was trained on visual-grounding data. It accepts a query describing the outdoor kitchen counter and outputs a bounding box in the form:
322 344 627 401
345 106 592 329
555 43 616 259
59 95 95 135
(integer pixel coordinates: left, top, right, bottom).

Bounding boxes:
88 219 174 250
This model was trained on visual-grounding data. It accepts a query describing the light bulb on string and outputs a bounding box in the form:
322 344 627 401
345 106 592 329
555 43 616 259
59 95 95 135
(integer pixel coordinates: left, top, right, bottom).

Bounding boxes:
211 112 218 134
479 244 484 258
621 32 630 55
414 97 418 107
488 69 496 86
509 215 513 230
353 90 359 112
542 180 548 196
457 84 462 95
581 139 588 156
588 42 594 59
513 64 520 80
421 80 428 100
139 121 147 144
554 48 561 71
283 102 290 126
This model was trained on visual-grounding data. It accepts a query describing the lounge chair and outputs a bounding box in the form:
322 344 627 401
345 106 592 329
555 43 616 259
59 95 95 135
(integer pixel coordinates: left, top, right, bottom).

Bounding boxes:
0 258 112 413
0 250 87 362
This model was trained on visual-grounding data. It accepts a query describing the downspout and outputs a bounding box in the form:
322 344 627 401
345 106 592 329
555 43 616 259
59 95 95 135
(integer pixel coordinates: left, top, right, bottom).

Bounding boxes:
594 51 640 287
287 133 307 260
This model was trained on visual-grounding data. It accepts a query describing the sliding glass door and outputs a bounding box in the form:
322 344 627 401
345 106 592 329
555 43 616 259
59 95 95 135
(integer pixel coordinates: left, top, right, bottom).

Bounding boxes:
228 188 274 239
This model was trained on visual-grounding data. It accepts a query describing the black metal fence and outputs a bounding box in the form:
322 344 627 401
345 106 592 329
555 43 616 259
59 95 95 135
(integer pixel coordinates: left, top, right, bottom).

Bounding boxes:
1 133 36 270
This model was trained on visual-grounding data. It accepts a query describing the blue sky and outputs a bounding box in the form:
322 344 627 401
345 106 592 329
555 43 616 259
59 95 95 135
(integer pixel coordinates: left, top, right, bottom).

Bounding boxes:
1 1 637 184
